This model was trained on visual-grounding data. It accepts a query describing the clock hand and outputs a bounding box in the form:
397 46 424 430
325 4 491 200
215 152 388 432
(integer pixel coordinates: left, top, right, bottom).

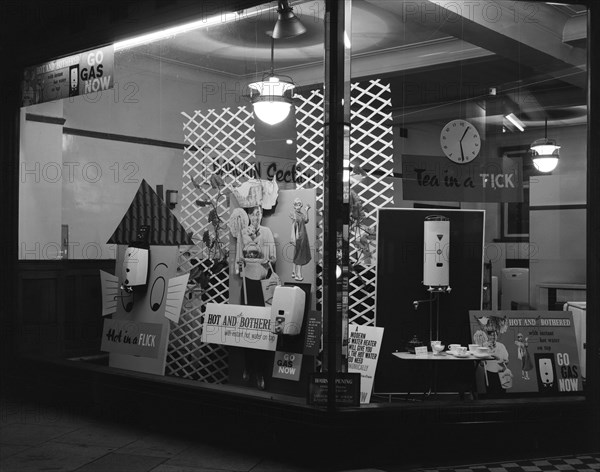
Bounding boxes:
459 127 470 162
459 127 470 143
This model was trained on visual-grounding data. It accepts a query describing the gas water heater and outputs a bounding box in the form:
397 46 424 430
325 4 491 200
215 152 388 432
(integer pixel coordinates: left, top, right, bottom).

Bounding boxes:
121 225 150 292
423 215 450 291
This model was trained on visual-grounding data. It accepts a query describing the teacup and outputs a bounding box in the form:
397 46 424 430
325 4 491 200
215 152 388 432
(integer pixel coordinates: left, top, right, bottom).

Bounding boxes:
468 344 479 352
476 346 491 356
454 346 468 356
448 344 461 352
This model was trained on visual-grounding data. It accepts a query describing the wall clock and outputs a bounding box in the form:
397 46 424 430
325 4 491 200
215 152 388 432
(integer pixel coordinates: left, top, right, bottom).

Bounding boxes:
440 119 481 164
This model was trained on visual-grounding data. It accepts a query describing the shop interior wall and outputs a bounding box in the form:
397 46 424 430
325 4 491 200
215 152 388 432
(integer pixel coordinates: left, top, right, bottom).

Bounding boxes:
19 54 246 260
391 120 587 310
19 101 65 260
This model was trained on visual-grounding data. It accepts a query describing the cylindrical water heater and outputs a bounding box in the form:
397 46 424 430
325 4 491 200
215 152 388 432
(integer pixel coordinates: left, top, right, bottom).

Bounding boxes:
423 216 450 289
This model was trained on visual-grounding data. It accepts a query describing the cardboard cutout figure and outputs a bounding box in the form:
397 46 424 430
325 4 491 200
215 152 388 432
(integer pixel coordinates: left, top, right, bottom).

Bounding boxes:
100 180 192 375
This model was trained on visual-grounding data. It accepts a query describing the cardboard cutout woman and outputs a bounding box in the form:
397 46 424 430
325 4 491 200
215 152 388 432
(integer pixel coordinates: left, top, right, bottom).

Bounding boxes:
515 333 533 380
239 205 276 390
289 198 311 281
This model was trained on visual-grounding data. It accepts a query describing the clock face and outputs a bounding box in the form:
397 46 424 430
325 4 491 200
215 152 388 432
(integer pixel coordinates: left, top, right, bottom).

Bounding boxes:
440 119 481 164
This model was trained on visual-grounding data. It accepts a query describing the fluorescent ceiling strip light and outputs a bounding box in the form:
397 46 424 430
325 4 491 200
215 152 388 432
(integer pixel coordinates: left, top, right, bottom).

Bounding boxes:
344 31 351 49
114 8 271 52
505 113 525 132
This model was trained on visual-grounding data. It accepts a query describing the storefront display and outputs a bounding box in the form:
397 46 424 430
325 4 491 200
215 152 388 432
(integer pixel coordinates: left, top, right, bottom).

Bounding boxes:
9 3 597 452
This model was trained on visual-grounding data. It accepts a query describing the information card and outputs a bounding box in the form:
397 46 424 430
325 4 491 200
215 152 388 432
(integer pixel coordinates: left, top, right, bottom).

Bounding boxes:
347 324 384 403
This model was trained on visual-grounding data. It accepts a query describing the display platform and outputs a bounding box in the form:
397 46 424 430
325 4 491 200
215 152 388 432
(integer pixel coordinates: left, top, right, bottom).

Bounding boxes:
6 353 591 464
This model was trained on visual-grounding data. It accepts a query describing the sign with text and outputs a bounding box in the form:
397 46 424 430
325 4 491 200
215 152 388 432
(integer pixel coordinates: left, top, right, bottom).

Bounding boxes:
347 325 384 403
303 311 322 356
22 46 114 106
197 150 301 188
272 352 303 381
101 320 162 359
469 310 582 394
201 303 277 351
308 373 361 406
402 155 523 202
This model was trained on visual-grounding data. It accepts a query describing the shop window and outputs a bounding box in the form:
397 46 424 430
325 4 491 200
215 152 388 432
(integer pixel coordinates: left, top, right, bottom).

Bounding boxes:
17 0 590 404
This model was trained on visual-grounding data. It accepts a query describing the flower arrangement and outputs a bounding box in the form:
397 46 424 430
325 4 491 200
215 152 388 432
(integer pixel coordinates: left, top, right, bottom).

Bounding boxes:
349 189 376 267
191 173 230 277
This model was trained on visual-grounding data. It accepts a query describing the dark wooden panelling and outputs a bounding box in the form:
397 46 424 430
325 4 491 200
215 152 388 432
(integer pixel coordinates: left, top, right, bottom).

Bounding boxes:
64 271 105 356
17 260 115 358
20 274 59 325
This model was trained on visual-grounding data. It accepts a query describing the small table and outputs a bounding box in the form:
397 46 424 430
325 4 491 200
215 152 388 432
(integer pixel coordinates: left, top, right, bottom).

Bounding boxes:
392 351 493 400
538 283 586 310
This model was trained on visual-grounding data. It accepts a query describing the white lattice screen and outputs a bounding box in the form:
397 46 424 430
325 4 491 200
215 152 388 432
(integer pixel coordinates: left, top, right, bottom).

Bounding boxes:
167 81 393 382
165 106 255 382
293 81 393 331
349 79 394 326
294 89 325 310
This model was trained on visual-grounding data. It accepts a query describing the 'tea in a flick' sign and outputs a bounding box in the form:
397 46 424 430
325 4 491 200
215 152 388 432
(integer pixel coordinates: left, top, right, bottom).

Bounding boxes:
402 155 523 203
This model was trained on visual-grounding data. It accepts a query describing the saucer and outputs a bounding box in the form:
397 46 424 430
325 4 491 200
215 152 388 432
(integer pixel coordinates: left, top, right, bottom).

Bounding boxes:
473 351 492 358
448 351 470 358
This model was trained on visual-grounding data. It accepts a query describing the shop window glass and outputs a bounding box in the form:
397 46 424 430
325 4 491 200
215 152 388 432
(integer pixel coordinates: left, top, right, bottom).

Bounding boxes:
17 0 590 404
18 0 326 398
348 0 588 399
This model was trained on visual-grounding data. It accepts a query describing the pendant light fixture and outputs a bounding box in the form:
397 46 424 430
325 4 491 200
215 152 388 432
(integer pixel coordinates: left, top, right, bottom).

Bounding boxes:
249 36 295 126
531 118 560 173
249 1 306 126
272 0 306 39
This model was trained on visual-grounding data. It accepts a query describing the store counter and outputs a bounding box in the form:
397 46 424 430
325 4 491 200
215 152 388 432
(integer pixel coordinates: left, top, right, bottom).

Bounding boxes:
538 282 586 310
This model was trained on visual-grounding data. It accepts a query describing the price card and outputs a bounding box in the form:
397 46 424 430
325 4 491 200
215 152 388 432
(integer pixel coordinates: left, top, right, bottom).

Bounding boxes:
414 346 428 357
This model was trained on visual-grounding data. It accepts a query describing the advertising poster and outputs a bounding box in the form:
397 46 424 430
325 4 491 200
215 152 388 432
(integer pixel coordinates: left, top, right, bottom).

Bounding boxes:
272 352 303 381
201 303 277 351
402 155 523 203
101 245 182 376
469 310 582 394
101 320 163 359
347 324 384 403
22 45 114 106
228 188 317 310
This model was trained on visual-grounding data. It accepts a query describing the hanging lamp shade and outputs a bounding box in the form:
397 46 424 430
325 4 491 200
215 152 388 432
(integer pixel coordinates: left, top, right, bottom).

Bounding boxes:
249 75 295 125
530 118 560 173
272 0 306 39
532 155 559 173
249 34 296 126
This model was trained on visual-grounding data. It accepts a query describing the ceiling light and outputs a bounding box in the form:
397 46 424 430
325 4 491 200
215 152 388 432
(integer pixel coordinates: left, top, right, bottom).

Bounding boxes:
114 9 270 51
272 0 306 39
531 118 560 173
249 37 295 126
532 156 559 173
344 31 352 49
505 113 525 132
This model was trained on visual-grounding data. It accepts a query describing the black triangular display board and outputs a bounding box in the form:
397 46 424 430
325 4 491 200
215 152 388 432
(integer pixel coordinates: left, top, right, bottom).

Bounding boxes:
108 179 193 246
